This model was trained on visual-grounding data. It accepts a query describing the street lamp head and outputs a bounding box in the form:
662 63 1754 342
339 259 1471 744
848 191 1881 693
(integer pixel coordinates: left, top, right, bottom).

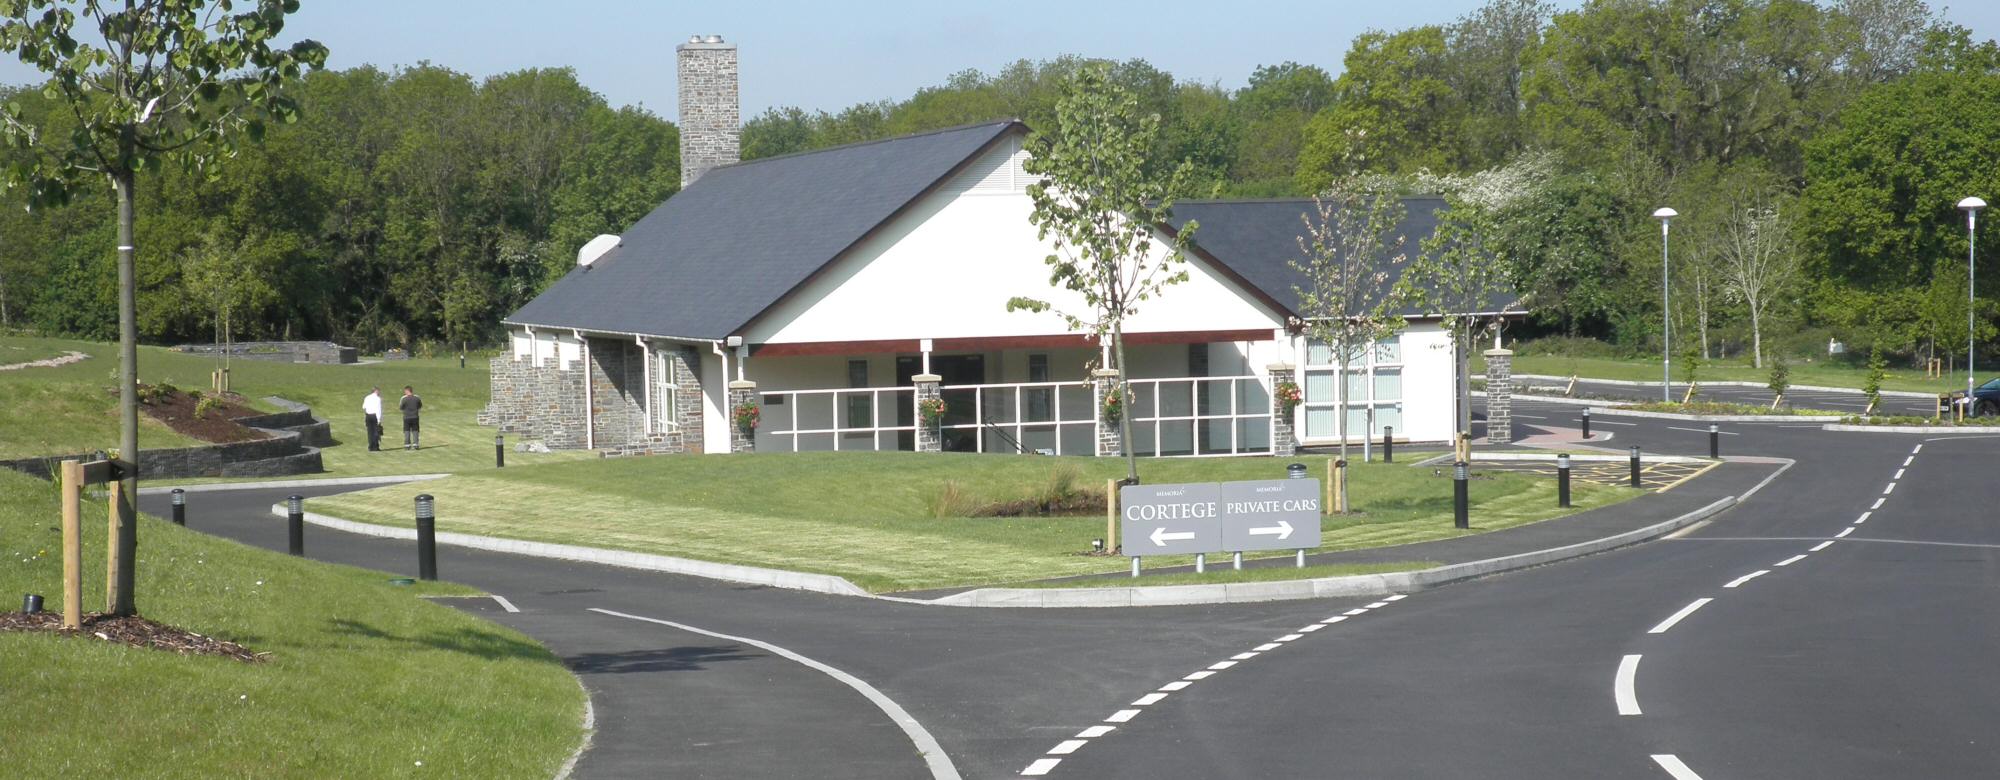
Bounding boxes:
1958 196 1987 211
1652 207 1678 220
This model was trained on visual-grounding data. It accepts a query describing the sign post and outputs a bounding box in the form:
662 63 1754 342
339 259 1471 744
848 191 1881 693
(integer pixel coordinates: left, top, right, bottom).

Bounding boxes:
1122 478 1322 575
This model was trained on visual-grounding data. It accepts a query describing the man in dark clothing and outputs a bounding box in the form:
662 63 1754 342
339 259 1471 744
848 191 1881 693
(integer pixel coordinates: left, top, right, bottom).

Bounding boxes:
400 385 423 450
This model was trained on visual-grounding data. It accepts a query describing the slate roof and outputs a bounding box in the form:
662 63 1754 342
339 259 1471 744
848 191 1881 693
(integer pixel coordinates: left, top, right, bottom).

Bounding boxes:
505 120 1024 341
1169 198 1520 318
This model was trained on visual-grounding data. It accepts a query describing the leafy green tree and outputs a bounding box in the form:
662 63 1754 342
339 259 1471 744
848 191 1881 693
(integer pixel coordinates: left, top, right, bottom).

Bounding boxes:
1402 196 1521 435
1767 352 1791 401
1296 26 1457 192
1864 344 1887 412
1230 62 1333 191
1293 184 1408 498
182 231 280 378
1007 63 1198 485
0 0 326 616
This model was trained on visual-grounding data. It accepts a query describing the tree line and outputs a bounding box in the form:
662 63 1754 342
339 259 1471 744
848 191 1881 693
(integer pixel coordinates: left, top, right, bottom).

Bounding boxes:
0 0 1995 366
0 64 679 351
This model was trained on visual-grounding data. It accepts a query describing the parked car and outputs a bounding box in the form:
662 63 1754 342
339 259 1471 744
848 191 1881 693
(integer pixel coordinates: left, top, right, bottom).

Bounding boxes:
1974 377 2000 416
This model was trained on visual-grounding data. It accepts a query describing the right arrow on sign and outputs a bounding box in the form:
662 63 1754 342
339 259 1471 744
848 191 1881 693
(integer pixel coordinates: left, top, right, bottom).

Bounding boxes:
1150 526 1198 547
1247 520 1294 540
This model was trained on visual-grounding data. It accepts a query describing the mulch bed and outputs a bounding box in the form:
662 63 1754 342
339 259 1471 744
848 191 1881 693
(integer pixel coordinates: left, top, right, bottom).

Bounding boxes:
974 493 1109 518
0 611 265 662
126 384 269 444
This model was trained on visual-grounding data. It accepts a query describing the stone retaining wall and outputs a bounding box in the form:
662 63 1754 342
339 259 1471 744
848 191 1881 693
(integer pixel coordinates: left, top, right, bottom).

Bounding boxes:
0 399 328 480
174 341 357 365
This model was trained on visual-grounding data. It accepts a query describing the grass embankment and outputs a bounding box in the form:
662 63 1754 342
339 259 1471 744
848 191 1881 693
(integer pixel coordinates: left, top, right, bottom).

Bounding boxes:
314 452 1633 593
1475 352 1963 394
0 470 583 777
0 335 595 477
0 335 75 365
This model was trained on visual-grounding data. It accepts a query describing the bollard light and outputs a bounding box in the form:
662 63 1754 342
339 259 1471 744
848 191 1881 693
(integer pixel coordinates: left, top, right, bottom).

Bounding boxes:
1557 454 1572 508
1092 538 1104 552
1383 426 1394 463
1452 461 1470 529
1581 408 1592 438
415 494 438 581
1709 424 1720 459
1629 446 1643 488
170 487 186 526
171 488 185 507
22 593 43 614
495 434 506 469
1287 462 1307 480
287 495 305 556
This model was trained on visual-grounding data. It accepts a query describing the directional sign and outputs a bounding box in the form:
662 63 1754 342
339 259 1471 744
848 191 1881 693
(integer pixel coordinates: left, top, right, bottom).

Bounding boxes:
1120 482 1222 555
1219 479 1323 552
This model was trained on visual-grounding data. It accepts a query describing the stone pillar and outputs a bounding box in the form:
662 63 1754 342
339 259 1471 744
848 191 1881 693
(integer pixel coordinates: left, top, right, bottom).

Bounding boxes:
912 374 942 453
727 380 757 453
1267 363 1298 457
1092 369 1124 458
1484 348 1513 444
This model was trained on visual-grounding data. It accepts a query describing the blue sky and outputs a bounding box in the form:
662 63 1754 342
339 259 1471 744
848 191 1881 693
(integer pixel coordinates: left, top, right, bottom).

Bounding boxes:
2 1 1996 122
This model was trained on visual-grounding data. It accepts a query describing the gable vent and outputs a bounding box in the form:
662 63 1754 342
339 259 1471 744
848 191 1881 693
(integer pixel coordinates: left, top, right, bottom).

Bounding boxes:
946 135 1029 196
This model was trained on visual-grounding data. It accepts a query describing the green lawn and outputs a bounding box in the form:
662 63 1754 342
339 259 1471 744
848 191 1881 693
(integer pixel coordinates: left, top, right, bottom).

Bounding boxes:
313 452 1634 593
1477 352 1965 394
0 334 75 365
0 469 583 777
0 336 596 476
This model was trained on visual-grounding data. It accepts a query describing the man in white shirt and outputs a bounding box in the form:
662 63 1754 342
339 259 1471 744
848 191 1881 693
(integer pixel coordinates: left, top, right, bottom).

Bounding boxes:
362 387 383 452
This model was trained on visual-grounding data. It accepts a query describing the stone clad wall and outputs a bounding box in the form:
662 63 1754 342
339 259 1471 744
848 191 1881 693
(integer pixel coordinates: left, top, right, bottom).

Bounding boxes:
481 354 588 450
484 341 704 456
0 399 329 480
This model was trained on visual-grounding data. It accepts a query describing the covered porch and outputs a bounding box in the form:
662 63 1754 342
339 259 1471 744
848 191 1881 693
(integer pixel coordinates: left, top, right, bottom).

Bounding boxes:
734 331 1284 457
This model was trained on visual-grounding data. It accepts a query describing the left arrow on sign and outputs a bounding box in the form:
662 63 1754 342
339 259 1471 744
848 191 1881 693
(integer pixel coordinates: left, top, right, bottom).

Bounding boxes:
1150 527 1197 547
1247 520 1294 540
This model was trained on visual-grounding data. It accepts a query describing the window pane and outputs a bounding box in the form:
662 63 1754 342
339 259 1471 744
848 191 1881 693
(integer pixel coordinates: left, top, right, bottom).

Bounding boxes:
1373 368 1402 401
1028 354 1049 383
1374 404 1403 436
1347 407 1369 438
1305 407 1334 438
1375 339 1401 364
847 360 868 388
1345 371 1368 403
1305 370 1334 401
1307 340 1333 366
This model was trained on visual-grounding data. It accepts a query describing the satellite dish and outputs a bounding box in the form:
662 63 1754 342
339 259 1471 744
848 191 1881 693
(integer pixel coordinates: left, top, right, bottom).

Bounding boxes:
577 234 621 268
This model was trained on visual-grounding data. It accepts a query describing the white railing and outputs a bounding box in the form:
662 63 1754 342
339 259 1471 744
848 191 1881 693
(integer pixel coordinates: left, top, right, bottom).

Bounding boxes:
757 375 1273 457
761 386 917 452
938 381 1097 455
1124 376 1272 457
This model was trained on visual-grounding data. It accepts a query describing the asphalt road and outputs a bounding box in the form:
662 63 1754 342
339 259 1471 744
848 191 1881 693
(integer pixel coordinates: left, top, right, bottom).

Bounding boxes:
138 406 2000 779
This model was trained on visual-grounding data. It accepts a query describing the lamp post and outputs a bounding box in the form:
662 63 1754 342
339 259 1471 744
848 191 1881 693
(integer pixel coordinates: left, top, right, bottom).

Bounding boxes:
1653 208 1679 402
1958 197 1985 407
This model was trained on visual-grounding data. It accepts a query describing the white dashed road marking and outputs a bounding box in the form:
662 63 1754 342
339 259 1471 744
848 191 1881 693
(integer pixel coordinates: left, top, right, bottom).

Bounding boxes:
1871 498 1885 510
1106 710 1140 723
1775 554 1808 567
1834 527 1854 538
1648 598 1713 634
1652 754 1706 779
489 594 520 613
1723 570 1769 588
1883 483 1896 494
1810 541 1834 552
1076 726 1115 739
1615 655 1644 715
1131 693 1167 706
1895 469 1905 480
1049 740 1086 755
1022 758 1060 776
1855 512 1870 524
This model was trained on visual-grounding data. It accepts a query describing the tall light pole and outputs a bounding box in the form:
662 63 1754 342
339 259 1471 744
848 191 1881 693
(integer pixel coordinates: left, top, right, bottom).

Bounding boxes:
1959 197 1986 406
1653 207 1678 402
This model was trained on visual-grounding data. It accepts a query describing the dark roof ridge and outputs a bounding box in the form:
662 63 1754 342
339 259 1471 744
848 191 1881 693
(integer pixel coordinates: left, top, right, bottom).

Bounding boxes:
713 119 1024 170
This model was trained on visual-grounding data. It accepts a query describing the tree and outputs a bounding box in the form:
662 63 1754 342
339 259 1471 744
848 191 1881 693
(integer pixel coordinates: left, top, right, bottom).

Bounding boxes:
1864 344 1887 412
0 0 326 616
182 231 280 380
1291 182 1408 507
1717 191 1802 368
1009 62 1198 485
1401 196 1521 437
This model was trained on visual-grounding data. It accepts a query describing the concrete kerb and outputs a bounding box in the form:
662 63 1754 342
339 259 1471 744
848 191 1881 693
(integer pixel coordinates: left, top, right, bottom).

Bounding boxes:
929 496 1739 607
270 489 1739 609
1591 408 1840 423
141 473 450 495
1820 423 2000 434
273 505 874 597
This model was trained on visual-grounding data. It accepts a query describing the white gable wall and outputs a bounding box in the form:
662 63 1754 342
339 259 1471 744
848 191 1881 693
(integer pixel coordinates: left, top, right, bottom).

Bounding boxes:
743 133 1286 345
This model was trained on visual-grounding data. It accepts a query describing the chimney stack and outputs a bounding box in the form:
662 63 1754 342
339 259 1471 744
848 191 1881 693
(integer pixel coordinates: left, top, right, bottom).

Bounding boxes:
677 35 740 188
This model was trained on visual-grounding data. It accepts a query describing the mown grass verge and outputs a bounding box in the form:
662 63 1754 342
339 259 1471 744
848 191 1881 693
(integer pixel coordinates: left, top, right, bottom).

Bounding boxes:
313 452 1634 593
1010 560 1437 588
0 335 595 477
1474 352 1963 394
0 470 584 777
1612 401 1840 416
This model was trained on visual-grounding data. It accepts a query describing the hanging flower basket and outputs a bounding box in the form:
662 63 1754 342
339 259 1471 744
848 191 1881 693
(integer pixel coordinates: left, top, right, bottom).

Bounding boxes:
918 396 948 425
732 400 761 432
1274 380 1303 414
1101 385 1125 424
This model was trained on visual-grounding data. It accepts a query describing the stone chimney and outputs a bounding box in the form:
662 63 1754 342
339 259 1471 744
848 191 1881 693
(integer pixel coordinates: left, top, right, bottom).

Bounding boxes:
677 34 740 188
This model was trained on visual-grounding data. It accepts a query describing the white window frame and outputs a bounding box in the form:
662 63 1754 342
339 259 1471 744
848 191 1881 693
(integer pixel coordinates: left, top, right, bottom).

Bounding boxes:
1301 335 1404 442
656 351 680 431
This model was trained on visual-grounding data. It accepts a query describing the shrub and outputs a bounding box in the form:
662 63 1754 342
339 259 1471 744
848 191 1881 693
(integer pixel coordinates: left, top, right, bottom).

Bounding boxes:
1037 464 1081 509
193 395 224 420
921 479 975 519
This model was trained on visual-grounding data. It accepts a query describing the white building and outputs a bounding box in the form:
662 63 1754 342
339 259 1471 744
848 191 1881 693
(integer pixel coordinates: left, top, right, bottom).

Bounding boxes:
481 38 1510 458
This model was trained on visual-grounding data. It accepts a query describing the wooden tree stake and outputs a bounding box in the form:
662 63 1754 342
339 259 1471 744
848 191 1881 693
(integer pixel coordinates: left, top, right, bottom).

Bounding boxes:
105 480 123 614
